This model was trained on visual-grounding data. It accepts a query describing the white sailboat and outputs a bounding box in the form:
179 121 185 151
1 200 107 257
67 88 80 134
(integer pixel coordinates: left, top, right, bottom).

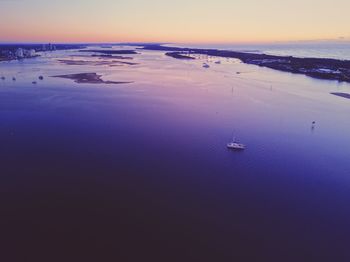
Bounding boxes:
227 136 246 150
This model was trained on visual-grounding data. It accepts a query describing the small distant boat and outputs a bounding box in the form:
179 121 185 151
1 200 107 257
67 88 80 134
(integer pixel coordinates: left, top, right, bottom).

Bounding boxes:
311 121 316 129
203 63 210 68
32 81 37 84
227 137 246 150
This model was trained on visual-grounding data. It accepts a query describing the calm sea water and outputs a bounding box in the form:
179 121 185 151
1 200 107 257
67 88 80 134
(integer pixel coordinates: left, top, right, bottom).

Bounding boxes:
1 47 350 261
169 42 350 60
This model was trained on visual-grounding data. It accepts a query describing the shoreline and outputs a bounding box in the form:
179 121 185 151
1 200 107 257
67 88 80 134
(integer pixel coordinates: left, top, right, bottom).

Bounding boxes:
0 44 87 63
140 44 350 83
0 55 40 62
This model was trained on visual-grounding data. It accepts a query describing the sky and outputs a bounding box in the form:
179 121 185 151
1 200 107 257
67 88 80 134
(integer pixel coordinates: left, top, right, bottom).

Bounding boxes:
0 0 349 43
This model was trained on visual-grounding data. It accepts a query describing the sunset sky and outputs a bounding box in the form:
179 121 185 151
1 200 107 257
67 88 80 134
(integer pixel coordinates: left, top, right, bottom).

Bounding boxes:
0 0 349 43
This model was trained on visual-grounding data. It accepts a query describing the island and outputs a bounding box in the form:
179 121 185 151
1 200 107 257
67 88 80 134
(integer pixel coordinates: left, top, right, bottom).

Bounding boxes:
139 44 350 83
57 59 138 66
165 52 195 60
331 92 350 99
51 73 132 84
79 50 138 55
91 54 134 60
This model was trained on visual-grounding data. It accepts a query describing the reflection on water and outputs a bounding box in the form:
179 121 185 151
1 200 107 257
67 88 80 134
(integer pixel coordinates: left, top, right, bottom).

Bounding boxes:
1 47 350 260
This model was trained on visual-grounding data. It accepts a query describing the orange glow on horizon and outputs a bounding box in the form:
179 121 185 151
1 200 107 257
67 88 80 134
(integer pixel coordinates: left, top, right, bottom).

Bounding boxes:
1 0 349 44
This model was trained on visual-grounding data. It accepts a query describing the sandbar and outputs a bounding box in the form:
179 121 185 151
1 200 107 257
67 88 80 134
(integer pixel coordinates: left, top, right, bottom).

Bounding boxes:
52 73 132 84
331 92 350 99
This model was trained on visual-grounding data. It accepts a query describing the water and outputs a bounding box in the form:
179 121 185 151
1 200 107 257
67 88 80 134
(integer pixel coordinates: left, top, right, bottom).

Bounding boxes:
168 42 350 60
1 47 350 261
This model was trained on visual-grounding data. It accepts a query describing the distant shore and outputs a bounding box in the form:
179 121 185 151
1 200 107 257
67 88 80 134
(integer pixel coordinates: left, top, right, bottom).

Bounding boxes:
140 44 350 83
0 55 40 63
2 43 350 83
0 44 87 62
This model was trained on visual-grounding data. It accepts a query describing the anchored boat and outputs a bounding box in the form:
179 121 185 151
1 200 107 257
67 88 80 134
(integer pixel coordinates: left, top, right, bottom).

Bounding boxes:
227 137 246 150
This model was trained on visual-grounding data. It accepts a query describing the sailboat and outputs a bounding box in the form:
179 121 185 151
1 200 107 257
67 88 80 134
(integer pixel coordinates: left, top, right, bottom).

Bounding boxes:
227 136 246 150
203 63 210 68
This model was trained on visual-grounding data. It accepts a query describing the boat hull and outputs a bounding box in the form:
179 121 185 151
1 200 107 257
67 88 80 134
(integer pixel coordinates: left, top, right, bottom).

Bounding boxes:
227 143 246 150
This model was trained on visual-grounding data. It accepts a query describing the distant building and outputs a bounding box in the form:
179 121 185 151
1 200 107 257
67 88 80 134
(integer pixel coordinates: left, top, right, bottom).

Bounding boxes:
1 47 38 61
1 50 12 57
41 43 56 52
24 49 36 57
29 49 36 56
15 48 24 58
